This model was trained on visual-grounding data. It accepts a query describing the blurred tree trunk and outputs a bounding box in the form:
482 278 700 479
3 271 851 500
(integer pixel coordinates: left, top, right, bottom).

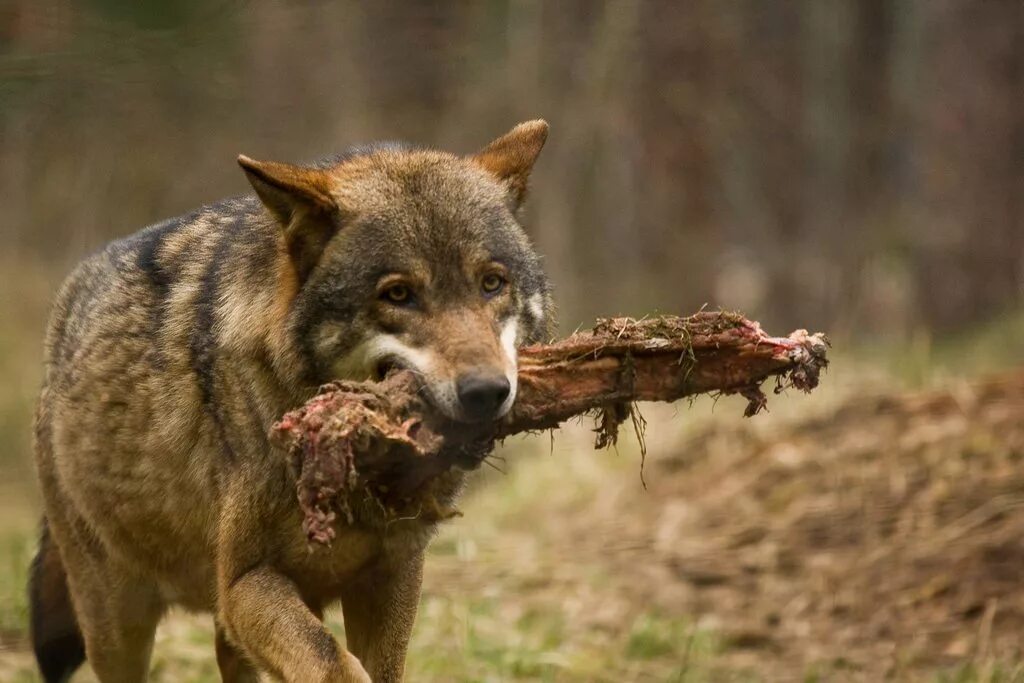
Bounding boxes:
635 0 722 317
741 1 808 330
836 0 900 334
911 0 1024 329
355 0 460 141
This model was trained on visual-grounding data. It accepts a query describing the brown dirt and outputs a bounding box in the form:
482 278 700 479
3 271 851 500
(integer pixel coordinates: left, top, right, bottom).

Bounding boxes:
542 371 1024 678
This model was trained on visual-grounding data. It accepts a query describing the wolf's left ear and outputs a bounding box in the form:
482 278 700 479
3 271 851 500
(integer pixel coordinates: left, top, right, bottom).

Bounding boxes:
238 155 340 281
471 120 549 210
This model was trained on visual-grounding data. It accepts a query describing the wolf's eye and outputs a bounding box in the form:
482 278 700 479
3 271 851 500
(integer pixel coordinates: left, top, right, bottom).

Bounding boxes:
481 273 505 296
382 284 412 305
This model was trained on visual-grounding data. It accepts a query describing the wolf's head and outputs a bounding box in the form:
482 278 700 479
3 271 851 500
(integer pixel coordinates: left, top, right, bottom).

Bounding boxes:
240 121 553 423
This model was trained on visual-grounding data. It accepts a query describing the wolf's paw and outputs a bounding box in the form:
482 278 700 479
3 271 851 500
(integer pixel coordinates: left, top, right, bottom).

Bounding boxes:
337 650 372 683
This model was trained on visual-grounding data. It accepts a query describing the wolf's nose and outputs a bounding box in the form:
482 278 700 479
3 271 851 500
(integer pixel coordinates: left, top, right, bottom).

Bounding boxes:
456 372 511 422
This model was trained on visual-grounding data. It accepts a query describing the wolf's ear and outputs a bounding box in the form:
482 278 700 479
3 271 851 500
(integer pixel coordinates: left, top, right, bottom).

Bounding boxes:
238 155 340 281
471 120 548 210
238 155 336 223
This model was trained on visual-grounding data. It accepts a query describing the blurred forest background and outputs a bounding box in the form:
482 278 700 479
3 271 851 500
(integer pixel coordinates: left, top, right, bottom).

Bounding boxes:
1 1 1024 680
3 0 1022 332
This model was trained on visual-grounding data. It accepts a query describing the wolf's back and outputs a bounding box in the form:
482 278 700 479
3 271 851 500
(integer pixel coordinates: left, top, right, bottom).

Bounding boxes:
32 198 282 592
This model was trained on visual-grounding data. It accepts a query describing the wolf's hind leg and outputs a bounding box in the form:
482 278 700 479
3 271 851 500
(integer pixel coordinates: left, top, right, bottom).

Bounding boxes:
54 532 164 683
72 569 164 682
29 518 86 683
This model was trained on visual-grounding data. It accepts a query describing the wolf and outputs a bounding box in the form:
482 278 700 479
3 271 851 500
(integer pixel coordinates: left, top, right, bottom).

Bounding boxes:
29 120 553 682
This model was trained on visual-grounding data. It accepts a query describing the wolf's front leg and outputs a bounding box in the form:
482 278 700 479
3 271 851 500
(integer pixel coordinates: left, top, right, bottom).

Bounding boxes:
216 476 369 683
340 551 425 683
219 565 370 683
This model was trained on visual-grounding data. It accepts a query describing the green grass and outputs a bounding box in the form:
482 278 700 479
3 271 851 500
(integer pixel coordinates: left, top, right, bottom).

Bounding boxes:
0 532 32 637
936 662 1024 683
402 598 726 682
850 308 1024 389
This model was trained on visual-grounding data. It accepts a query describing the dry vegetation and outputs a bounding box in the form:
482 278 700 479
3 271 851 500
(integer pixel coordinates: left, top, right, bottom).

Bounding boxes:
528 373 1024 680
402 368 1024 682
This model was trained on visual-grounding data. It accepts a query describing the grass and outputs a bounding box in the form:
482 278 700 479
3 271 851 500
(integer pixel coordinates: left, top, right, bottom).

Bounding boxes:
0 532 32 638
936 663 1024 683
850 308 1024 389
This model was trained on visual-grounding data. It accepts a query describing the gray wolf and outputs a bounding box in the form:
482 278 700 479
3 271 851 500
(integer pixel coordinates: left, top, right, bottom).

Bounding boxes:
29 120 552 682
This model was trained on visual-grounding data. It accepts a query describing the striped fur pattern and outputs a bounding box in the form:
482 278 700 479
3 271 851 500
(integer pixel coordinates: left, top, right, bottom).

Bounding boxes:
31 121 553 682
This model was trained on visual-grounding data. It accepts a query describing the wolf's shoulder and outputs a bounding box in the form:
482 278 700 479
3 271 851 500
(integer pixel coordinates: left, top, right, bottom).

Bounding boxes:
44 196 268 361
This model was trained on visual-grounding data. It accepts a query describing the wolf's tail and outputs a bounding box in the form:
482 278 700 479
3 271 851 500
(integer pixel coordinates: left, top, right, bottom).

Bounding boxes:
28 518 86 683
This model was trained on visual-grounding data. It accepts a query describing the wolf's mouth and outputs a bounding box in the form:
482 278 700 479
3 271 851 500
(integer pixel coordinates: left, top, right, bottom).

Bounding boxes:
373 358 401 381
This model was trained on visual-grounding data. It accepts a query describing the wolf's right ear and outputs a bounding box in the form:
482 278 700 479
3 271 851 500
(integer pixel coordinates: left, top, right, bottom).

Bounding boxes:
238 155 340 281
